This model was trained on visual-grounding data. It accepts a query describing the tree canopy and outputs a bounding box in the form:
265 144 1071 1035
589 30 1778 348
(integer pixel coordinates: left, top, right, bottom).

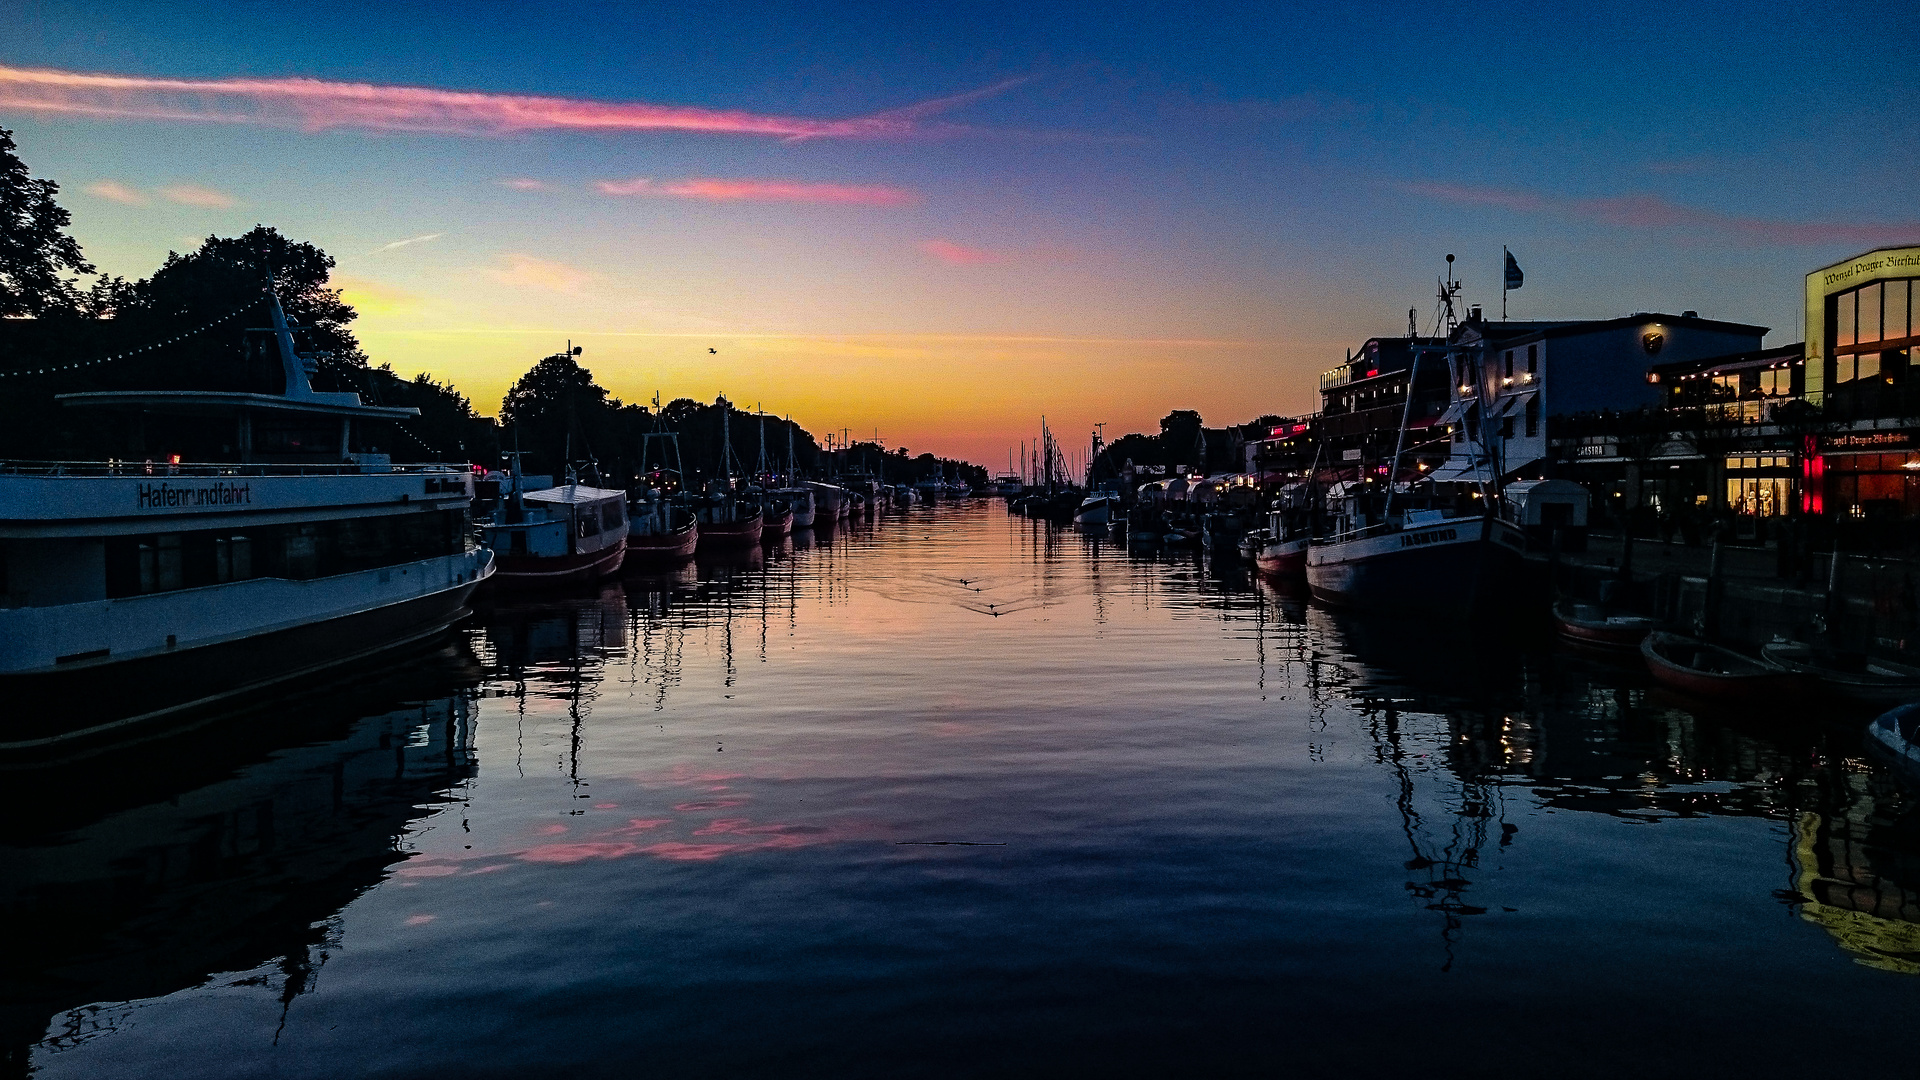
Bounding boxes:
0 126 93 317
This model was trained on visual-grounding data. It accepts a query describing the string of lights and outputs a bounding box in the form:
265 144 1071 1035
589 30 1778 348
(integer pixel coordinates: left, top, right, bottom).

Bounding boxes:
0 292 265 380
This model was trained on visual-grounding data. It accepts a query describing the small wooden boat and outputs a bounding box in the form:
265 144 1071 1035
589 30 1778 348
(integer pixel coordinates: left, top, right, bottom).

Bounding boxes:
1760 641 1920 705
1641 631 1808 702
1553 598 1658 651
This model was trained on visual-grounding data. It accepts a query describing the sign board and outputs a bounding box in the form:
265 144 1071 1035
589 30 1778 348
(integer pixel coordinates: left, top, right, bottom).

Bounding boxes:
1341 449 1362 461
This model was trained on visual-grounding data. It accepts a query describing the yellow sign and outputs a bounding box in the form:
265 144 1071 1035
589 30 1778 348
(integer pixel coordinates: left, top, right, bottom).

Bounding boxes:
1805 245 1920 403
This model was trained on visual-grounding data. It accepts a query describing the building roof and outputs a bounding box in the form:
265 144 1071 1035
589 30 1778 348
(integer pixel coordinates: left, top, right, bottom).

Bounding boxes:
1459 312 1771 345
1648 342 1805 381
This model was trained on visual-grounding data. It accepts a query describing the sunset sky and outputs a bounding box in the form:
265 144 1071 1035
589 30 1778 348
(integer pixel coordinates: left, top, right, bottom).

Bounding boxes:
4 0 1917 465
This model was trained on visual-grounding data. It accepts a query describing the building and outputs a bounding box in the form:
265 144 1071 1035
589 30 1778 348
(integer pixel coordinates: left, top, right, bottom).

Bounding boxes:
1434 312 1768 486
1315 336 1452 482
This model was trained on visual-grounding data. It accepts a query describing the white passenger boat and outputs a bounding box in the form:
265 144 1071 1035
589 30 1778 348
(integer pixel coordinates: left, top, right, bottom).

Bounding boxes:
480 472 628 588
0 282 493 751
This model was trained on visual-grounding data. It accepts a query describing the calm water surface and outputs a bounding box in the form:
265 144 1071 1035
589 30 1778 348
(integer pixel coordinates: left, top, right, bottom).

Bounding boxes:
6 502 1919 1078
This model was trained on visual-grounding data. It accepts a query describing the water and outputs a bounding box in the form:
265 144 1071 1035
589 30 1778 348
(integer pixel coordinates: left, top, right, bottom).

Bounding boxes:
5 503 1918 1078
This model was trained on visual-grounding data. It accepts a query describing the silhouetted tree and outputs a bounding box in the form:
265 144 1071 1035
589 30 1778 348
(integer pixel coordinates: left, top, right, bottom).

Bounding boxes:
0 126 93 317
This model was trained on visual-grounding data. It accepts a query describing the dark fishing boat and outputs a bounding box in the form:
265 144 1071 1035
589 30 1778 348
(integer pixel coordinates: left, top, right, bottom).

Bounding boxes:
1760 641 1920 705
695 493 763 549
1641 631 1808 701
758 494 794 540
1553 598 1658 651
623 493 697 565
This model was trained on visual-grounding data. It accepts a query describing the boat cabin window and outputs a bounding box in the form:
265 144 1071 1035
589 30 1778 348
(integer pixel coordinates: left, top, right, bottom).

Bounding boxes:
105 509 465 597
601 502 624 531
578 510 601 538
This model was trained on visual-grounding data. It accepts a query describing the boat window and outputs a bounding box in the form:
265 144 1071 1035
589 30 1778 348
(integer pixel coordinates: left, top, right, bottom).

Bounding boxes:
579 510 601 537
104 510 466 597
601 503 624 531
1899 708 1920 745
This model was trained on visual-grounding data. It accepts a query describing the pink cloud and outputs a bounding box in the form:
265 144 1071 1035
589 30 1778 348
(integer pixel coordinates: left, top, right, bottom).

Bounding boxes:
159 183 237 208
598 177 918 207
0 63 1019 141
920 239 1000 265
487 252 599 292
83 180 147 206
1402 181 1920 247
500 178 551 191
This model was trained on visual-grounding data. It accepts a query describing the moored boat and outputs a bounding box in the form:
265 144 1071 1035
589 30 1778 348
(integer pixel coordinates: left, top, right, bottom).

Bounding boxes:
1865 703 1920 777
1553 598 1658 651
0 278 494 751
776 487 816 528
1760 640 1920 705
1254 534 1309 576
1306 509 1523 608
1641 631 1809 702
758 494 794 540
695 494 763 549
483 480 629 588
623 493 697 565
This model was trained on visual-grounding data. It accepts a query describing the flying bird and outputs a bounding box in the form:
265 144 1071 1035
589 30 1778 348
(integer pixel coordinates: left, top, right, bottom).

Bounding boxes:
708 347 717 354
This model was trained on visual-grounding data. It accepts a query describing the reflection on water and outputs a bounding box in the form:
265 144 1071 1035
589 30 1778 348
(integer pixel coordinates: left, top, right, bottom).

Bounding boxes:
7 503 1920 1077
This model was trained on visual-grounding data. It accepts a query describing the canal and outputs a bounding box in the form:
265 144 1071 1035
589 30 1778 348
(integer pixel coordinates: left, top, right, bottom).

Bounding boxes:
5 501 1918 1077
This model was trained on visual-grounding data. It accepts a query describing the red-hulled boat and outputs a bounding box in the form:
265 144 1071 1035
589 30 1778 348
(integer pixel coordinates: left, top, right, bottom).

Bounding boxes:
482 482 629 589
758 495 794 541
624 496 698 565
1641 631 1809 701
1553 599 1657 651
695 497 763 549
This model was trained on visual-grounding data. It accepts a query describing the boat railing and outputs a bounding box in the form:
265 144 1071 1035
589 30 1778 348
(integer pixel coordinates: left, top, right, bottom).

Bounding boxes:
1322 521 1397 545
0 459 472 478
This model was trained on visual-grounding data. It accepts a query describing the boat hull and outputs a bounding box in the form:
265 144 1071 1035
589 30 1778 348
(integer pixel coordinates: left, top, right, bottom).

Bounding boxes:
0 553 493 752
698 517 764 549
760 506 794 540
1254 536 1309 576
490 536 627 588
1553 600 1656 650
1641 632 1808 702
1760 642 1920 704
1305 517 1524 609
624 521 698 565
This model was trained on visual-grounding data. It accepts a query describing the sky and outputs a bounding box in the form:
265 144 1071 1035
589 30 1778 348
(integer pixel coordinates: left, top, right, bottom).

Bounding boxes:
3 0 1918 467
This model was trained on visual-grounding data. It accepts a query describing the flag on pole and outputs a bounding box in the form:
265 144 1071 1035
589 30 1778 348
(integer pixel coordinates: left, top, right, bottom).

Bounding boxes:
1504 249 1524 291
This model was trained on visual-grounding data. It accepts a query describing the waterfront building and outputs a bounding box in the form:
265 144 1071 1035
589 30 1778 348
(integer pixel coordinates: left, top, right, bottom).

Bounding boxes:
1435 311 1767 486
1314 336 1452 482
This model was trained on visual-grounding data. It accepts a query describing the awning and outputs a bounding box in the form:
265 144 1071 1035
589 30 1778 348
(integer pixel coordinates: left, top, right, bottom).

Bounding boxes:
1437 399 1470 425
1498 390 1537 417
1426 460 1495 485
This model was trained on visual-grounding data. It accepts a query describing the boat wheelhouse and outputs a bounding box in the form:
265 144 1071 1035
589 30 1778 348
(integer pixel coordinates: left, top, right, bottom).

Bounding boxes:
481 479 628 587
0 282 494 751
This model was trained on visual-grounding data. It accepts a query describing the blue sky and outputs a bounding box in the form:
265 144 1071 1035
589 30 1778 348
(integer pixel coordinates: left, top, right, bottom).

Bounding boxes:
3 0 1915 460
